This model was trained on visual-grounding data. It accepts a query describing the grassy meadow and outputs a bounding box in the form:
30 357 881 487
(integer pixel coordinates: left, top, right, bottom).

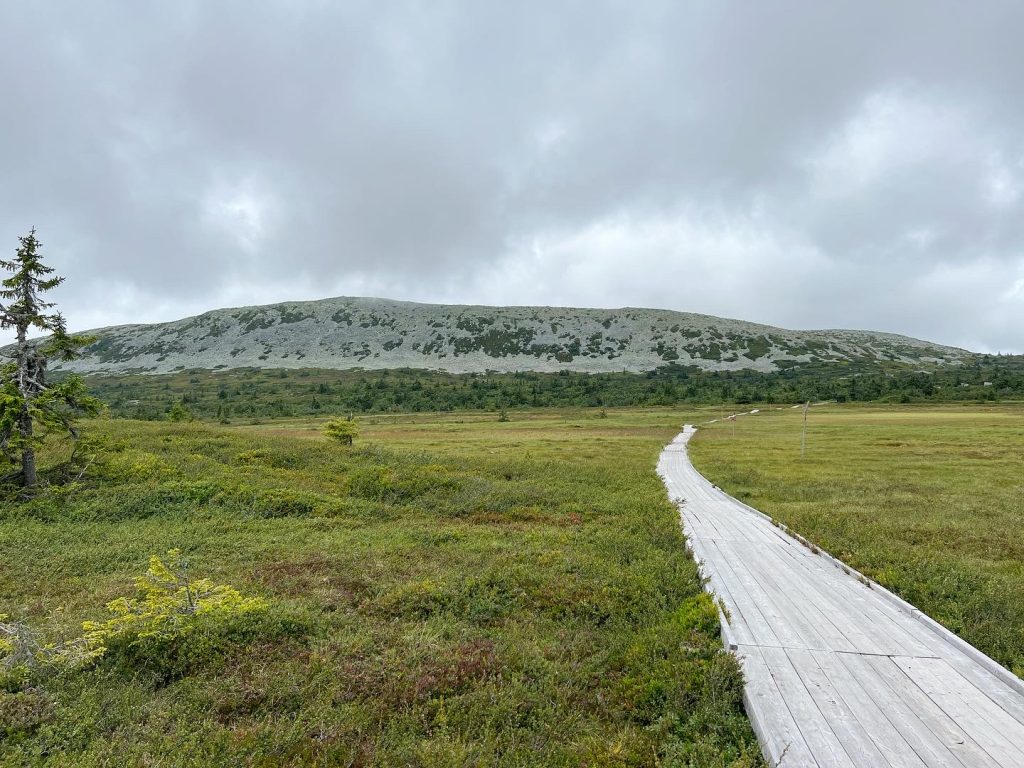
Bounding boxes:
0 408 762 767
689 403 1024 676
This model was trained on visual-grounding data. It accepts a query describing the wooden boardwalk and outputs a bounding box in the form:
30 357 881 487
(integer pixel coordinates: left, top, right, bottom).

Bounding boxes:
658 426 1024 768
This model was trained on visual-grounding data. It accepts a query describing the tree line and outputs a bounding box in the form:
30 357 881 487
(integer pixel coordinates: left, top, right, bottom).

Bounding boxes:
87 356 1024 423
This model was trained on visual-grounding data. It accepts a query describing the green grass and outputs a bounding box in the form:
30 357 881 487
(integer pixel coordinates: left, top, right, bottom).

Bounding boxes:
0 408 761 767
688 403 1024 676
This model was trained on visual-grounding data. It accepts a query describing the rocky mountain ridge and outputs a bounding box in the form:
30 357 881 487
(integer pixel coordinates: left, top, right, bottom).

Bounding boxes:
39 296 970 375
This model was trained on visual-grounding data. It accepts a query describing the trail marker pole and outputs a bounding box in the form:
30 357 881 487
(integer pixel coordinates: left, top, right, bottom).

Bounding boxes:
801 401 809 458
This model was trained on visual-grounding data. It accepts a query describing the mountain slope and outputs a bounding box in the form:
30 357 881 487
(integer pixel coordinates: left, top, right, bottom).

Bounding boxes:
48 296 970 374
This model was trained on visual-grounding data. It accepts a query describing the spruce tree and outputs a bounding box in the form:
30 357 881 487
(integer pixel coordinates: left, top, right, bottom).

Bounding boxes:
0 229 102 488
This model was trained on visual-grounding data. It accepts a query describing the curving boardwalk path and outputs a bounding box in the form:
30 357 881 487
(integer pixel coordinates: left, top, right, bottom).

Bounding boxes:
659 426 1024 768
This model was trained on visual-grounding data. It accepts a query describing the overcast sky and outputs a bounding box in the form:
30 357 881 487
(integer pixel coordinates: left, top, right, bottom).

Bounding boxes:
2 2 1022 352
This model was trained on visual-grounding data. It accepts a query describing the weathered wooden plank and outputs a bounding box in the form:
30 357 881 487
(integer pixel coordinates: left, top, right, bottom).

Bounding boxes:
704 538 789 648
738 646 819 767
863 654 1001 768
810 649 928 768
759 646 858 767
939 647 1024 730
785 648 892 768
748 524 932 657
687 538 758 647
892 657 1024 768
722 539 839 653
734 538 870 655
680 508 717 541
839 653 967 768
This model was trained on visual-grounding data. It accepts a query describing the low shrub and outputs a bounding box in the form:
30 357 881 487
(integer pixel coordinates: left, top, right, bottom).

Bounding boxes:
375 579 448 619
348 463 459 504
247 487 325 517
0 615 99 690
83 549 263 640
97 449 171 482
75 549 297 683
208 484 346 518
97 604 306 685
0 688 53 740
233 449 301 469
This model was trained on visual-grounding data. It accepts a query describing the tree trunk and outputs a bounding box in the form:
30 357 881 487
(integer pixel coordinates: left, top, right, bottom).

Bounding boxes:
21 446 37 488
13 323 36 488
19 408 36 488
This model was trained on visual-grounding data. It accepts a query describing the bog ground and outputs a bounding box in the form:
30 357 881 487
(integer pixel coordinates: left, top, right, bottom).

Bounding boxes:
3 403 1022 766
0 408 760 767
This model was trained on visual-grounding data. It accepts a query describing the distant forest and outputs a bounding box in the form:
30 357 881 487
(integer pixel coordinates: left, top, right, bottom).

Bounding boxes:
77 354 1024 422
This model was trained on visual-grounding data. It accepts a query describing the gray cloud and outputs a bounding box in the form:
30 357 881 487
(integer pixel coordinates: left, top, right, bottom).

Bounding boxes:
1 1 1022 352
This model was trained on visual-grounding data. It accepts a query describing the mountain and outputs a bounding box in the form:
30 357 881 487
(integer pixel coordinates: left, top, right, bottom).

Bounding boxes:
45 296 971 375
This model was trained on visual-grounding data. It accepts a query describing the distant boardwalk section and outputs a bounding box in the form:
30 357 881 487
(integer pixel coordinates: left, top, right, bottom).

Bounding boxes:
659 426 1024 768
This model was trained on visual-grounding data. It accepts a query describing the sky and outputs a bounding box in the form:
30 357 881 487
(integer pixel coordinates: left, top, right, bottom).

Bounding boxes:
1 1 1022 353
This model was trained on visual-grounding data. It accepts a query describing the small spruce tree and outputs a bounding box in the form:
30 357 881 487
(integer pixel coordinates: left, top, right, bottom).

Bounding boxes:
167 401 191 422
0 229 102 488
324 418 358 446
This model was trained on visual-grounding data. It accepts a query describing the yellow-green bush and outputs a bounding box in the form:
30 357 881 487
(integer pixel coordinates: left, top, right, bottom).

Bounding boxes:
79 550 290 684
233 448 300 469
324 418 359 445
99 449 171 482
82 549 267 648
3 551 277 691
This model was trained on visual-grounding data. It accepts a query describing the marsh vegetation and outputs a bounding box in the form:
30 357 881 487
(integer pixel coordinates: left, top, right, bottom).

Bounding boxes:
0 408 761 766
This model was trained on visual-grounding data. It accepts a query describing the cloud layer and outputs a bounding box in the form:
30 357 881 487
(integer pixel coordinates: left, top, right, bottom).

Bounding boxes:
2 1 1022 352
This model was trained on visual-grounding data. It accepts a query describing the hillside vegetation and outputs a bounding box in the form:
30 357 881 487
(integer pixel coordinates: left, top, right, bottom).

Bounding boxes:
80 354 1024 423
44 296 971 375
689 404 1024 678
0 410 761 767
